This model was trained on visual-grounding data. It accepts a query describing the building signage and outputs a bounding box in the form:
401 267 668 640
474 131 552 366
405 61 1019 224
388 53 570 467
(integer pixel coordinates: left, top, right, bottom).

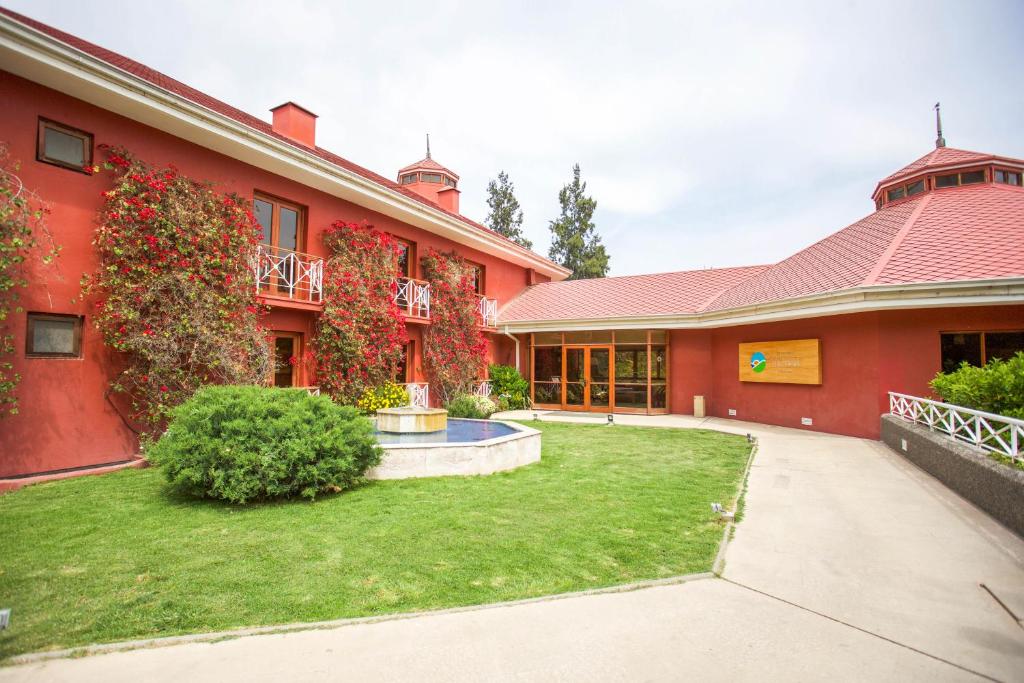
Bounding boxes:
738 339 821 385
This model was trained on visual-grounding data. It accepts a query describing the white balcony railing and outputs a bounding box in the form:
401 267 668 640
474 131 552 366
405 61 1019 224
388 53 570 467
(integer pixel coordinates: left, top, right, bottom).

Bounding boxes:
473 380 492 398
404 382 430 409
395 277 431 319
478 296 498 327
888 392 1023 463
252 245 324 303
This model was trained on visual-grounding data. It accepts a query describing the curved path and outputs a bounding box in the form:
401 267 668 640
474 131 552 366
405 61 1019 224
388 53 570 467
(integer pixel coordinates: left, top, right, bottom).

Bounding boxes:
3 414 1023 682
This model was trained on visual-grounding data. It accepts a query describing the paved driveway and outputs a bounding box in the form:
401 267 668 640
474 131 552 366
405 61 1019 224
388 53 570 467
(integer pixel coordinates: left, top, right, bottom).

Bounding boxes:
3 415 1023 682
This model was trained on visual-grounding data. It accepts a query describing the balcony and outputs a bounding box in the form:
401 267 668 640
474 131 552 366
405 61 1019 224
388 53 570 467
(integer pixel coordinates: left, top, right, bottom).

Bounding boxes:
252 245 324 307
473 380 492 398
404 382 430 408
395 277 431 320
477 295 498 328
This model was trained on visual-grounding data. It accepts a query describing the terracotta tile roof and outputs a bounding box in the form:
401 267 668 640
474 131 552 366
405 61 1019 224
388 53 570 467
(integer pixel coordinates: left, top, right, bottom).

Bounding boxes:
500 266 769 322
398 157 459 180
0 7 535 260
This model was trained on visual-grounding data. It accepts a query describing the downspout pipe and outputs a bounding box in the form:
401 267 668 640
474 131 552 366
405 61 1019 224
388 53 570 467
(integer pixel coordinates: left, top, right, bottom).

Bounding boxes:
502 326 521 372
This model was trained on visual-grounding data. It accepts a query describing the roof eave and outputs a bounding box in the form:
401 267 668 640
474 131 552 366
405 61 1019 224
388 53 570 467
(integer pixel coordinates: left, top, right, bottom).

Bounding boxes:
0 14 568 280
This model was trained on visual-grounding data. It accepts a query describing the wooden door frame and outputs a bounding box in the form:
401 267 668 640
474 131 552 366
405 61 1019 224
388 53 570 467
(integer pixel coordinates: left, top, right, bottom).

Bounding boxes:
561 345 612 412
270 331 303 387
587 345 614 413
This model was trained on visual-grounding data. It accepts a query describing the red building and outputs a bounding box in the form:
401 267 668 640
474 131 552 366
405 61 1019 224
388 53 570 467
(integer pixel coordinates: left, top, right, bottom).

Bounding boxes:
1 8 1022 482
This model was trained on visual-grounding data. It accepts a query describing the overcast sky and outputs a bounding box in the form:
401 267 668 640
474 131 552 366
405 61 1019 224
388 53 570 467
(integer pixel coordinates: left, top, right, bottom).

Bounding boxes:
10 0 1023 275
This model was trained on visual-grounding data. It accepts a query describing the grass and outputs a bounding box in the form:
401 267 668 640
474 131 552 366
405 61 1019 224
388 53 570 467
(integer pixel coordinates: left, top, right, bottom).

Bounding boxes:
0 421 749 659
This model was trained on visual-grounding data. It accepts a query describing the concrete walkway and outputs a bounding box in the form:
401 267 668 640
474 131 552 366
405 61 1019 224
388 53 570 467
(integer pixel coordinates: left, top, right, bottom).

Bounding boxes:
3 414 1023 682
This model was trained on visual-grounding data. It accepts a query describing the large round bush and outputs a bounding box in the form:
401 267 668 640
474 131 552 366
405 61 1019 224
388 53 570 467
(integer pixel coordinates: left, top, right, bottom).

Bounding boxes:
148 385 382 503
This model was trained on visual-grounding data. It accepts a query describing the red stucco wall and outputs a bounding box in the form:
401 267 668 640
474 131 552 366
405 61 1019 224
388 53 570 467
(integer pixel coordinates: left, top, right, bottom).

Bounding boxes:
669 305 1024 439
0 71 535 477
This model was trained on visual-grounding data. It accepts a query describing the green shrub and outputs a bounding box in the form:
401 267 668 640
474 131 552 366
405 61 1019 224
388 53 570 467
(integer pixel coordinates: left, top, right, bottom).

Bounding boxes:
446 393 498 419
930 352 1024 420
487 364 530 409
147 385 382 503
356 382 410 415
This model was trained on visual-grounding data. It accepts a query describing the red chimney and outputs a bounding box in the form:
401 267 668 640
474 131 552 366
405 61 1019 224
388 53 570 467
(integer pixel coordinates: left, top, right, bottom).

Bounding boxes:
270 102 317 147
436 186 460 214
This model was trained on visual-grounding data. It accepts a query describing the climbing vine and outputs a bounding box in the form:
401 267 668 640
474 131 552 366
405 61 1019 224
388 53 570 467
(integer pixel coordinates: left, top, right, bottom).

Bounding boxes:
0 143 59 416
83 147 270 436
421 248 488 404
313 221 406 405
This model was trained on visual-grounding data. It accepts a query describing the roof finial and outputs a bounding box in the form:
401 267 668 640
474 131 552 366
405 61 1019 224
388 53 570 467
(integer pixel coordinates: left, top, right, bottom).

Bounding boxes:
426 133 431 160
934 102 946 148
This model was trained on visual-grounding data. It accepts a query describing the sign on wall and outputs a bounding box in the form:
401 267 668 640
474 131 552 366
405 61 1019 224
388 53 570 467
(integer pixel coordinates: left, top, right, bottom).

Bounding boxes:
738 339 821 385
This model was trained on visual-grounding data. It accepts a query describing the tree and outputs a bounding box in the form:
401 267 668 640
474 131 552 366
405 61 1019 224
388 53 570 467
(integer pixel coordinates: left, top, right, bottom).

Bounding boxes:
484 171 531 249
548 164 609 279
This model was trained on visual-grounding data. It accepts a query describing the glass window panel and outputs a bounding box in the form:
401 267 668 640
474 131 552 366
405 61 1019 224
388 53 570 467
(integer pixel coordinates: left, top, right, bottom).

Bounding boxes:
395 343 410 383
421 173 442 183
396 242 410 277
564 330 612 344
31 317 76 355
960 170 985 185
565 382 584 406
534 332 562 346
940 333 982 373
984 332 1024 363
905 180 925 196
615 347 648 382
401 173 418 184
534 346 562 380
614 330 647 344
534 382 560 404
614 384 647 409
43 127 85 167
590 383 610 408
650 330 667 343
650 383 667 409
274 337 295 387
590 348 610 382
995 170 1006 183
651 346 667 380
565 348 585 382
253 199 273 244
279 207 298 251
935 174 959 188
887 187 905 201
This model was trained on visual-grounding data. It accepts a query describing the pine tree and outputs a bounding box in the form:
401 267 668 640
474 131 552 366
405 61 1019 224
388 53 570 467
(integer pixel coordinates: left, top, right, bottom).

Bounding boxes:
484 171 531 249
548 164 609 279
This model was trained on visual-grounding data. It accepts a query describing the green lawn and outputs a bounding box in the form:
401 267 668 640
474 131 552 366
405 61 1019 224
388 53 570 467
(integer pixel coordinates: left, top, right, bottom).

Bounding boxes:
0 422 749 659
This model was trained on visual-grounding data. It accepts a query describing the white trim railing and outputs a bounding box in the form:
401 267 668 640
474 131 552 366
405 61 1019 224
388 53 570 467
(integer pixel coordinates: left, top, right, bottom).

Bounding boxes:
252 245 324 302
473 380 492 398
404 382 429 409
889 392 1023 462
478 296 498 327
395 277 431 319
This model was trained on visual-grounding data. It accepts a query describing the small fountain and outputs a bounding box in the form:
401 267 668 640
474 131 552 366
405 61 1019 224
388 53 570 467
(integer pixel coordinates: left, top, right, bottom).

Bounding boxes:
368 404 541 480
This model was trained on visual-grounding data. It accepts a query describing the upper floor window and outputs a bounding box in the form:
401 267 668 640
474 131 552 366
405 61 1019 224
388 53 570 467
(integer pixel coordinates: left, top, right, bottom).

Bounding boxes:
26 313 83 358
935 169 985 188
884 178 926 204
37 118 93 172
253 194 304 253
443 176 456 187
420 173 442 184
394 238 415 278
400 173 418 185
995 169 1022 186
468 263 485 295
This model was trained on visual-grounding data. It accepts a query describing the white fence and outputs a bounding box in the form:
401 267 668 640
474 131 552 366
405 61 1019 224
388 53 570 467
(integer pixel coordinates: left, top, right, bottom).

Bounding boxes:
395 278 431 318
473 380 492 398
888 392 1023 462
478 296 498 327
252 245 323 302
405 382 430 409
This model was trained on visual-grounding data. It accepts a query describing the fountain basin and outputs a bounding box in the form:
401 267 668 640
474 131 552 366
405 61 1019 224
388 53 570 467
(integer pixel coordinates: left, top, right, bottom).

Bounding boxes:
376 407 447 434
368 418 540 480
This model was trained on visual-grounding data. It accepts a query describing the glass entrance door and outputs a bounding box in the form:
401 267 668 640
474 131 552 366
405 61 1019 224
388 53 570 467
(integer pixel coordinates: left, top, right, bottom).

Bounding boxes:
564 347 586 410
562 346 612 412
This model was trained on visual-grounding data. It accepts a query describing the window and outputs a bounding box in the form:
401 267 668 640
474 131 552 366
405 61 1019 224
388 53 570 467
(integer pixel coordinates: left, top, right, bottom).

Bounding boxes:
886 187 905 202
271 332 302 387
253 194 304 253
885 179 926 203
935 169 986 189
995 169 1022 186
26 313 83 358
400 173 418 185
468 263 485 295
37 119 92 172
420 173 442 184
940 331 1024 373
906 179 925 196
395 342 413 383
394 238 415 278
443 176 456 187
